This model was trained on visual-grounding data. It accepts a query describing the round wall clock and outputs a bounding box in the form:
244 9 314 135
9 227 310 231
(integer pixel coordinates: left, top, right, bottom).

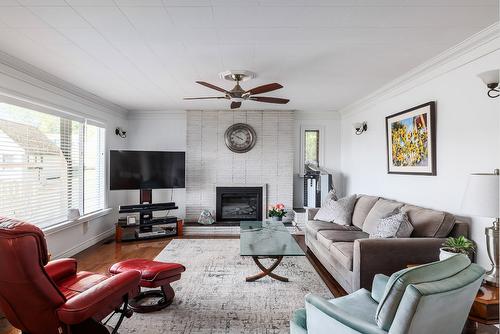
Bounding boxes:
224 123 257 153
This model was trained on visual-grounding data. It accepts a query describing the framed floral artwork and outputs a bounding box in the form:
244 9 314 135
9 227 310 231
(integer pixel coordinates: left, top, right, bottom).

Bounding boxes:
386 101 436 175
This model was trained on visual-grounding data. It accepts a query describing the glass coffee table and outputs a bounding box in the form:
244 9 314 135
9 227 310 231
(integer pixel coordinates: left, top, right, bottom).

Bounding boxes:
240 221 305 282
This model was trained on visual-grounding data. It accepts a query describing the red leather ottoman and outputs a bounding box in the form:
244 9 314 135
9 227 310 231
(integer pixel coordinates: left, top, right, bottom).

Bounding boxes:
110 259 185 313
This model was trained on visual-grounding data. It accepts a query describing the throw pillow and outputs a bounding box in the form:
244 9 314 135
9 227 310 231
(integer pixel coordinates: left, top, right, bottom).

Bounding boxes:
313 194 357 225
370 210 414 238
362 199 405 235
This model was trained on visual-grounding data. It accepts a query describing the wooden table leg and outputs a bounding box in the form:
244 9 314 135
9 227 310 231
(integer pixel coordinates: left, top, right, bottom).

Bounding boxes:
246 256 289 282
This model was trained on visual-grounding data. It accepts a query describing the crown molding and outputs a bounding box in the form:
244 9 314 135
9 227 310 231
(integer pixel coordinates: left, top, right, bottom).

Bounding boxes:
0 50 128 119
339 22 500 118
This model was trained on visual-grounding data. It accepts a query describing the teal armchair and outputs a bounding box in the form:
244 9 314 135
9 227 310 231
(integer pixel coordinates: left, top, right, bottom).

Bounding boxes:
291 254 484 334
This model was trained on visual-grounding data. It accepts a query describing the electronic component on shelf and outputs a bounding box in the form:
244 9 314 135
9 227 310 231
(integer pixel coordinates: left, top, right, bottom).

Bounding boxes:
118 202 177 214
126 216 136 225
136 225 177 237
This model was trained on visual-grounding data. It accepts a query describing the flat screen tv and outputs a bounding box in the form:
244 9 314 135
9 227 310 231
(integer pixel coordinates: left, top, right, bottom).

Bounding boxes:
110 150 185 190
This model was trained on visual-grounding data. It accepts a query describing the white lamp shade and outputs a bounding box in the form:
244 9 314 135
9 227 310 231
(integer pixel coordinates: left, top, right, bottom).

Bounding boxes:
477 70 499 85
353 122 363 129
462 172 499 218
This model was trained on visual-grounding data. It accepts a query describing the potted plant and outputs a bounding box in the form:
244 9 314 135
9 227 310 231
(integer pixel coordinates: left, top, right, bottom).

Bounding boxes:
440 236 475 260
269 203 287 222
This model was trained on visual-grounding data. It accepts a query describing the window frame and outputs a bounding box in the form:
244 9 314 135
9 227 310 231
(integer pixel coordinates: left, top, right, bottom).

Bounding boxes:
299 125 325 176
0 95 109 230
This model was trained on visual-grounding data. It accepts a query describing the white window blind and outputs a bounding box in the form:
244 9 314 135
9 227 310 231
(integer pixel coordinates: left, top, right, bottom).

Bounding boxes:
0 102 106 228
84 123 105 214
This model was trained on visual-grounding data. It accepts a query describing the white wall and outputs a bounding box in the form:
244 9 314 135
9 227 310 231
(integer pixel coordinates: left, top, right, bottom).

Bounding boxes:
124 111 187 218
339 28 500 269
293 112 342 207
0 53 130 259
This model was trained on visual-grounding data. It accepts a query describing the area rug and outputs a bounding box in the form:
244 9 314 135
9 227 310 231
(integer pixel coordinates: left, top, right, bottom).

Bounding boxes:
114 239 332 334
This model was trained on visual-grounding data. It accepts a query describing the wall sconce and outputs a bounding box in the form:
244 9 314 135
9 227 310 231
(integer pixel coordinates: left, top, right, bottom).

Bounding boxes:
353 122 367 135
478 70 499 98
115 127 127 138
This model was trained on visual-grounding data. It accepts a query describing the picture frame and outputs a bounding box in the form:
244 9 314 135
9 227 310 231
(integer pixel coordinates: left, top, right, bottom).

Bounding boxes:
386 101 436 175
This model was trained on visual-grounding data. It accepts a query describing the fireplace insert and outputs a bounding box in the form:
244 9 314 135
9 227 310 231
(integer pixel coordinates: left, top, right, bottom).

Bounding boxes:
216 186 263 222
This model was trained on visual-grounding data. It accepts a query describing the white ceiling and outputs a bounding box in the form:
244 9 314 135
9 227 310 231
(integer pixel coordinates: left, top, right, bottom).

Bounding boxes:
0 0 497 112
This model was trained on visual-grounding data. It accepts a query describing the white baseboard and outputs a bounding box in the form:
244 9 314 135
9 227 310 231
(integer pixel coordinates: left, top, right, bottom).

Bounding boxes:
52 227 114 259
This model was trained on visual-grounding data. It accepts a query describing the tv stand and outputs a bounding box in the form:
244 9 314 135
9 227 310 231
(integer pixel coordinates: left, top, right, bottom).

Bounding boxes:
116 201 180 241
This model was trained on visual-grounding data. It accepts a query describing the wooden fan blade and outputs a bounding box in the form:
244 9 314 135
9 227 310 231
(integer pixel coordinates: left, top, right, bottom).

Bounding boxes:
196 81 229 93
230 101 242 109
249 96 289 104
246 83 283 95
184 96 227 100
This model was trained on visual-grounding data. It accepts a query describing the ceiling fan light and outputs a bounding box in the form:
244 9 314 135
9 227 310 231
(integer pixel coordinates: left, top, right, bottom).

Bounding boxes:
219 70 256 82
231 97 244 102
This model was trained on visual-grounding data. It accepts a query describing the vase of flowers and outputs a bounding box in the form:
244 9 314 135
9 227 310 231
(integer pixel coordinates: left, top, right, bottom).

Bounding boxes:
269 203 287 221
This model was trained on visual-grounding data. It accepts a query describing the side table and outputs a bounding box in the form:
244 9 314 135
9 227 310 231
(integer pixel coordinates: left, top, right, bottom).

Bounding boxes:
469 283 499 325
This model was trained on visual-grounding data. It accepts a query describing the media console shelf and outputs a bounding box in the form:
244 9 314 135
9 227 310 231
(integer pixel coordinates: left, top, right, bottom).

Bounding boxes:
115 202 181 242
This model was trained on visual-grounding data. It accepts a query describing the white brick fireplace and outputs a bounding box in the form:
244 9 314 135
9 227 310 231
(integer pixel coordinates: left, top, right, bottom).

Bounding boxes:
185 110 294 222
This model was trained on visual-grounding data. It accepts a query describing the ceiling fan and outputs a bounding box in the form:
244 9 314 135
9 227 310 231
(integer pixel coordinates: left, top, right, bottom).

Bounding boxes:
184 70 289 109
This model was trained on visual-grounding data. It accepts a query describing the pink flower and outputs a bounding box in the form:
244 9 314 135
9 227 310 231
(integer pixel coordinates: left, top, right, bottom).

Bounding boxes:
275 203 285 210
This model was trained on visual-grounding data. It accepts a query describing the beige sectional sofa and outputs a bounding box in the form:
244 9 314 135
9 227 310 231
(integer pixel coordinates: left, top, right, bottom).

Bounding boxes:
305 195 468 293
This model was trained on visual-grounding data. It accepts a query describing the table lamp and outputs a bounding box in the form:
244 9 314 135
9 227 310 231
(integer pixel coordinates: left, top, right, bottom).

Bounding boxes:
462 169 499 286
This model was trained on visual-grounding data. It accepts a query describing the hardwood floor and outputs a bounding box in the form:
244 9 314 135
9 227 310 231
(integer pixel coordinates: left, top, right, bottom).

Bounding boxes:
74 237 173 274
1 235 497 334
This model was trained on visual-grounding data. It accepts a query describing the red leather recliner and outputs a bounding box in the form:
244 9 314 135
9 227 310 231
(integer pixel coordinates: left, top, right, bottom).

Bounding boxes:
0 217 141 334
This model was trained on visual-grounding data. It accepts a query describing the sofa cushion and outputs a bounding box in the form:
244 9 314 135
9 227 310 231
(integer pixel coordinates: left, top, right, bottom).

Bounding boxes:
329 242 354 270
362 199 404 235
352 195 379 229
401 204 455 237
313 194 357 225
375 254 471 331
306 220 361 239
316 230 368 250
318 230 369 244
316 232 335 249
327 289 379 326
